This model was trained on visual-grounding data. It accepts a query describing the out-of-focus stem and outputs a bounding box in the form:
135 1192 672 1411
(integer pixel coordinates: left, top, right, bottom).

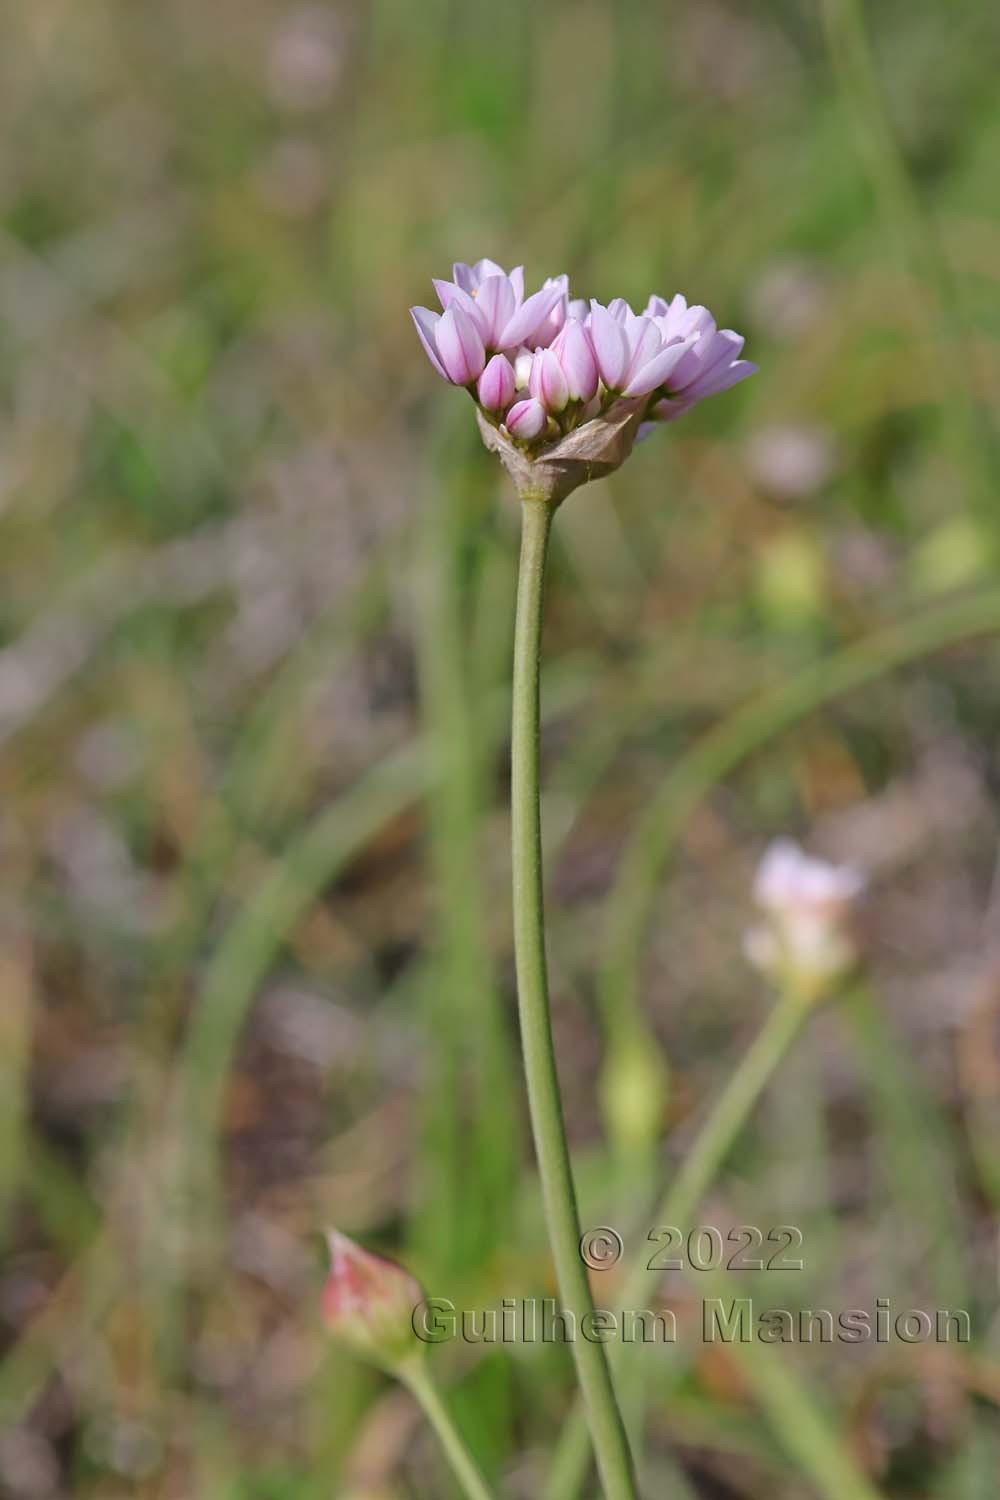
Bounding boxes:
545 994 816 1500
511 497 639 1500
404 1363 495 1500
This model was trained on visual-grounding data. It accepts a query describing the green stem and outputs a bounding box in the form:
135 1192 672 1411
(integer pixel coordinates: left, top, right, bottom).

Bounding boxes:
404 1363 495 1500
512 498 639 1500
650 996 809 1241
545 994 814 1500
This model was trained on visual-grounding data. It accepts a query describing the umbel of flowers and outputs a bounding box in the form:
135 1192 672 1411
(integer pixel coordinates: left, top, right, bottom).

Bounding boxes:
411 258 756 504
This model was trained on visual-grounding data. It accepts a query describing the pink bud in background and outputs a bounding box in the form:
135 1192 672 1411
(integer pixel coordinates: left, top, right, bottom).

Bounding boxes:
553 321 598 403
322 1230 424 1373
505 397 548 441
745 840 865 999
529 348 570 413
477 353 516 412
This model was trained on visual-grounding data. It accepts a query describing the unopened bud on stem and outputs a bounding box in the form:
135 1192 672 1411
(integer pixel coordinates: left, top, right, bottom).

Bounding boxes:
321 1229 425 1374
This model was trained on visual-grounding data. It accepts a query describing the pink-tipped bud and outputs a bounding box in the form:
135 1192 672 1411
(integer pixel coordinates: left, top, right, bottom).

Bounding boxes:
553 321 599 403
529 348 570 414
477 353 516 412
434 305 486 386
505 397 548 442
322 1230 424 1373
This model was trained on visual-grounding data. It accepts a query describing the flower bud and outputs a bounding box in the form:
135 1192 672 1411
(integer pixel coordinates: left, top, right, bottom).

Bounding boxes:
529 348 570 414
588 301 630 391
599 1026 667 1162
514 348 533 389
505 397 548 442
535 274 569 346
477 353 516 412
434 305 486 386
553 321 599 403
321 1230 425 1373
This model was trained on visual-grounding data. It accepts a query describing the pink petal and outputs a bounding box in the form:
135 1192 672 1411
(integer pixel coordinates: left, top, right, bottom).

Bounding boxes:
682 306 716 341
535 277 568 347
505 397 548 440
472 257 506 283
556 321 598 402
531 348 569 412
588 302 630 389
433 280 489 340
683 359 757 402
697 329 744 377
623 336 697 397
622 315 661 384
477 352 516 411
435 304 486 384
434 277 461 308
474 275 517 348
668 329 741 393
410 306 447 379
498 285 565 351
655 293 689 340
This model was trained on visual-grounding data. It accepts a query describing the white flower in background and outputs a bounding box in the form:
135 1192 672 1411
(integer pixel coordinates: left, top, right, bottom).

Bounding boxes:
745 838 865 999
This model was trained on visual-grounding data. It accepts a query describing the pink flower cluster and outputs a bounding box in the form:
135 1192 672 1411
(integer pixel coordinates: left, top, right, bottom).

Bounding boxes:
410 258 756 445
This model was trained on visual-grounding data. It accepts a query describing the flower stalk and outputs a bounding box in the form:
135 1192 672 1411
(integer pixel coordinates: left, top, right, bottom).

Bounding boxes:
402 1362 496 1500
409 254 758 1500
546 843 867 1500
321 1229 495 1498
511 496 638 1500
